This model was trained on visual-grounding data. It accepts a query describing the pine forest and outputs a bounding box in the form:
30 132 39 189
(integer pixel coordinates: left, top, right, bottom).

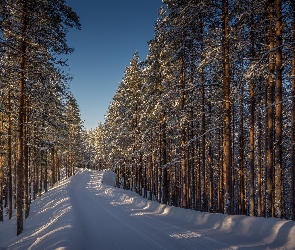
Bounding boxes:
0 0 84 235
88 0 295 221
1 0 295 238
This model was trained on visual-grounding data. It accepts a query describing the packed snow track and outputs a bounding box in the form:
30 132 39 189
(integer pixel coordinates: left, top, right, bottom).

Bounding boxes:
68 171 230 250
0 169 294 249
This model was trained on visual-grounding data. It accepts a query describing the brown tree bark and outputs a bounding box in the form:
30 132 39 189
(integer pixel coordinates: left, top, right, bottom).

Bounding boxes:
249 2 255 216
17 1 27 235
274 0 283 218
222 0 233 214
8 88 12 219
201 76 207 212
257 83 263 217
181 50 187 208
190 108 196 210
24 97 29 219
265 1 275 218
239 80 245 215
162 121 168 204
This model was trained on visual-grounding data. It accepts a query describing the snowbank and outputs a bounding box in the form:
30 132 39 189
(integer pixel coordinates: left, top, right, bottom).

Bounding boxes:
99 171 295 249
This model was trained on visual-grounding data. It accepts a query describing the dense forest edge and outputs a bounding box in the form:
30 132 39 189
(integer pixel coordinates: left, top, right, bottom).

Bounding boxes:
1 0 295 237
88 0 295 224
0 0 84 235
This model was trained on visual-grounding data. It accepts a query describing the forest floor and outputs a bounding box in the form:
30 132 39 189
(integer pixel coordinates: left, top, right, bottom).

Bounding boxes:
0 169 294 250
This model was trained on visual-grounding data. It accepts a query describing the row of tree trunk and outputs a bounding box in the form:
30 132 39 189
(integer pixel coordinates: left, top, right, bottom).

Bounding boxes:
101 0 295 221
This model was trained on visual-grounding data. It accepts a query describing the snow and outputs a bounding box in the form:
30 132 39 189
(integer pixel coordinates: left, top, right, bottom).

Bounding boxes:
0 169 295 250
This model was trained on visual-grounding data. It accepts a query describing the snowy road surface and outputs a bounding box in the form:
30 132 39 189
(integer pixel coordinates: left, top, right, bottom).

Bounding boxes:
0 169 295 249
68 171 230 250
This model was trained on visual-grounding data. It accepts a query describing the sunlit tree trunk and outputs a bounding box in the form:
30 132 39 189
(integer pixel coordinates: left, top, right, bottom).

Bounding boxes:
274 0 282 218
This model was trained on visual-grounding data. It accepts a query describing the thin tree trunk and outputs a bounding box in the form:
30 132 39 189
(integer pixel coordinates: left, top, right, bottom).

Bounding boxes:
8 88 12 219
196 140 201 211
158 123 162 202
222 0 232 214
44 153 48 193
162 121 168 204
181 50 187 208
201 77 207 212
190 108 196 210
0 113 3 222
266 1 275 218
239 80 245 215
17 2 27 234
51 146 56 186
57 150 60 182
219 128 224 213
249 2 255 216
274 0 283 218
257 83 263 217
24 97 29 219
39 152 43 197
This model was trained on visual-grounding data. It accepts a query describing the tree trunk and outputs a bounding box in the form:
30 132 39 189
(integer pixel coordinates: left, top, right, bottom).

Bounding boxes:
239 79 245 215
8 88 12 219
181 50 187 208
0 113 3 222
265 1 275 218
24 97 30 219
201 77 207 212
51 146 56 186
17 2 27 235
249 2 255 216
274 0 283 218
190 108 196 210
218 128 224 213
162 121 168 204
257 84 262 217
222 0 232 214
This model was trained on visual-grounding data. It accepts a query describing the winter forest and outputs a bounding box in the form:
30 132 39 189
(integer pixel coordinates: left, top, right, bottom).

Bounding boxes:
0 0 295 240
0 0 84 235
89 0 295 223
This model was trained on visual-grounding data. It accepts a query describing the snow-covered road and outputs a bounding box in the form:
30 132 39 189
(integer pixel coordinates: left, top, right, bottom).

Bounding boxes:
1 169 295 249
68 171 231 250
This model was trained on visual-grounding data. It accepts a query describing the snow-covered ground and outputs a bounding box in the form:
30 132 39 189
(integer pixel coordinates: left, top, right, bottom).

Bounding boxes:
0 169 294 250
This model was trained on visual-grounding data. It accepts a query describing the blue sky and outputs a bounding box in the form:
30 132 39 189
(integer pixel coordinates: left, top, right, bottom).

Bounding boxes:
65 1 162 130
